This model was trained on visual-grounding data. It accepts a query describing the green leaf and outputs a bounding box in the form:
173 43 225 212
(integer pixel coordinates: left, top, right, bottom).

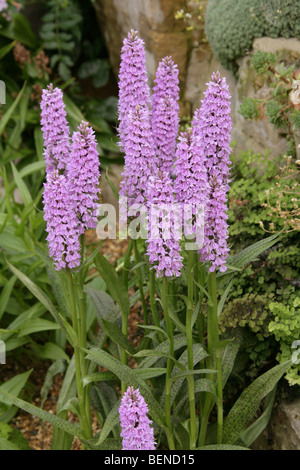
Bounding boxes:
13 14 38 48
63 94 86 128
222 232 280 275
170 369 217 382
0 40 16 60
85 288 121 350
102 319 135 356
174 379 216 417
139 334 187 369
0 389 84 443
90 383 118 425
84 347 166 428
96 399 120 445
105 166 119 201
0 83 26 137
136 324 168 340
18 319 60 337
0 370 32 403
222 330 243 388
240 388 277 447
223 361 291 444
44 260 69 318
31 342 69 362
0 437 21 450
170 344 209 406
0 275 16 322
41 360 66 408
6 261 71 343
34 128 44 161
83 372 117 387
94 252 130 318
58 62 71 82
218 280 233 317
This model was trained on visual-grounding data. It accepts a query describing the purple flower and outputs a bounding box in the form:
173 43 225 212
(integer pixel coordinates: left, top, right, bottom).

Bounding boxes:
0 0 8 13
199 174 229 272
68 121 100 231
120 105 155 208
195 72 231 188
151 56 180 173
40 84 71 172
43 170 81 271
147 171 183 278
197 72 232 272
118 30 151 150
119 387 156 451
174 127 209 244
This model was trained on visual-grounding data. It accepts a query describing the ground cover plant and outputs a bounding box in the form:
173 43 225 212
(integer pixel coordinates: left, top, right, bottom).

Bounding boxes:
0 28 294 451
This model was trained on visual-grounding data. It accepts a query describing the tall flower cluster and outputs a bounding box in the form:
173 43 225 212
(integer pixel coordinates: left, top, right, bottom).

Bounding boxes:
151 57 180 174
43 171 81 271
41 86 100 271
120 105 155 207
174 125 209 244
118 31 232 274
197 72 232 272
118 30 151 150
119 387 156 451
69 121 100 232
40 84 70 172
147 171 183 278
118 31 155 207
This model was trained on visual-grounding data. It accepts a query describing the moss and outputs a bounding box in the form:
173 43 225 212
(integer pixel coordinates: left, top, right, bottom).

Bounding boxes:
205 0 300 74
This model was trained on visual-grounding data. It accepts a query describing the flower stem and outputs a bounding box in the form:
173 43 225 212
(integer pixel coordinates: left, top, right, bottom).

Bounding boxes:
66 271 92 440
198 270 215 447
133 239 148 325
197 263 205 345
161 276 175 450
121 239 133 394
210 270 223 444
150 269 164 343
123 239 133 291
187 250 197 449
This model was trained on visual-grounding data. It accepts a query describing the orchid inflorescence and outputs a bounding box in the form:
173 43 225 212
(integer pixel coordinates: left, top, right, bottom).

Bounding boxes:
40 29 233 451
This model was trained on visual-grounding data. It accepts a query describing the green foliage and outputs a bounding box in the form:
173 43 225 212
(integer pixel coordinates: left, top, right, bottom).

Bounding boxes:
40 0 110 85
219 293 273 340
239 50 299 155
225 150 300 382
269 298 300 385
238 98 260 120
40 0 83 81
291 110 300 129
205 0 300 74
0 422 29 450
251 51 277 75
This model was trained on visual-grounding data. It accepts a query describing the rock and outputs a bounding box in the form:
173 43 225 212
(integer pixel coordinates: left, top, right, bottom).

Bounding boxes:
270 399 300 450
184 45 237 115
253 37 300 56
93 0 189 84
231 37 300 159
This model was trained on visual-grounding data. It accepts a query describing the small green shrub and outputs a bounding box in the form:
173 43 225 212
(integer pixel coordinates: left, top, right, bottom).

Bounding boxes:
205 0 300 74
269 298 300 385
223 150 300 383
